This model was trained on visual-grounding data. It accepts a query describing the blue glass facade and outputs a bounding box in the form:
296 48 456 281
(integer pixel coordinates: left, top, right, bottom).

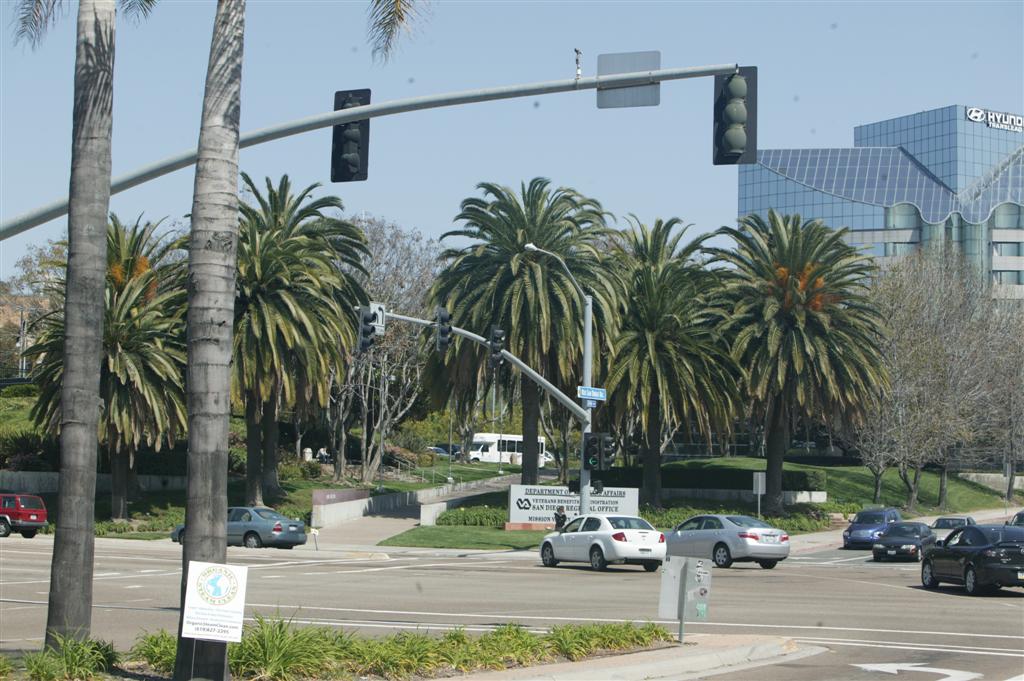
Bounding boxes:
738 105 1024 295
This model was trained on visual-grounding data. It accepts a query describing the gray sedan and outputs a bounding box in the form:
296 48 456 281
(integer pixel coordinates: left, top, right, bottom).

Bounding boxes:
171 506 307 549
665 514 790 569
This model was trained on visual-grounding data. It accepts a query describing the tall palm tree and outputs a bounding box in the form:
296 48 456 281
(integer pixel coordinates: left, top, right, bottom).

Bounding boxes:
708 210 886 515
234 173 366 505
14 0 156 645
431 178 616 485
605 218 741 507
27 216 187 521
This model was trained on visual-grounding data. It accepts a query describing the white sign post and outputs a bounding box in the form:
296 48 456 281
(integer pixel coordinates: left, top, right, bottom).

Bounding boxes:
753 472 766 518
508 485 638 523
182 561 249 643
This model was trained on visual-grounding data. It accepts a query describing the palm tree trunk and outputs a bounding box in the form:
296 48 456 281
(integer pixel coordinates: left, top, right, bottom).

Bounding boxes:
520 375 539 485
764 402 789 516
110 447 129 521
173 2 244 679
641 394 662 507
261 394 281 499
244 393 263 506
45 0 115 647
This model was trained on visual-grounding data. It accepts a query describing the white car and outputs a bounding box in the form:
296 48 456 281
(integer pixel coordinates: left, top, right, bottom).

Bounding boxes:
539 514 665 572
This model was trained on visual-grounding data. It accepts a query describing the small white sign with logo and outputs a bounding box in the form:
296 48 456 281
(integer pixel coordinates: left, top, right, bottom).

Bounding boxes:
508 485 638 523
182 561 249 643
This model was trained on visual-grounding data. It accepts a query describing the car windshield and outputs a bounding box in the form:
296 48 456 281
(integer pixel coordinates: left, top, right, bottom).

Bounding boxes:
19 496 44 509
726 516 772 528
254 508 288 521
608 517 654 531
853 512 885 524
883 524 920 537
932 518 965 529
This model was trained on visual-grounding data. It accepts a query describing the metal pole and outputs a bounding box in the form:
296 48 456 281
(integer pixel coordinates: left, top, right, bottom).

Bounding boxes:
1 63 738 240
580 295 593 516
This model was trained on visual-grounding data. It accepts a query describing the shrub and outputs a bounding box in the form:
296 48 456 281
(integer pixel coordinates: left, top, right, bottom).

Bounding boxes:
392 429 428 455
0 429 59 471
600 466 827 492
383 445 418 468
277 461 304 482
417 452 437 467
228 447 246 474
0 383 38 398
545 625 595 661
0 654 13 680
300 460 321 480
228 615 328 681
6 451 52 471
23 633 117 681
436 506 507 527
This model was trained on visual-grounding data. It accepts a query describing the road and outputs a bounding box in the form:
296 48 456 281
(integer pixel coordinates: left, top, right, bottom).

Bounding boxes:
2 535 1022 680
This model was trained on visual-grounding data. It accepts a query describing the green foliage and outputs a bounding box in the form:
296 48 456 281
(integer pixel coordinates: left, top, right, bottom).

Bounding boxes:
228 447 247 474
277 461 303 482
228 615 328 681
417 452 437 467
0 654 13 680
0 396 38 432
300 460 321 480
380 526 548 551
599 465 826 492
0 383 39 398
436 505 507 527
23 633 117 681
130 630 176 674
392 428 429 454
0 428 58 470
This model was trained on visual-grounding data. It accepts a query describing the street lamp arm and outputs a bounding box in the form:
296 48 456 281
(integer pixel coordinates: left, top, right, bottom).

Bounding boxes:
523 243 586 299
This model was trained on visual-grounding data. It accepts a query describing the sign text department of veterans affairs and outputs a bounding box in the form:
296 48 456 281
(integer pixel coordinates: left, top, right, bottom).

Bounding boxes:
182 561 249 643
508 485 639 523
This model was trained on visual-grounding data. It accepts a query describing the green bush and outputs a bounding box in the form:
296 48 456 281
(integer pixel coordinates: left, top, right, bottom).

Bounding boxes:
23 633 117 681
228 447 246 474
0 654 14 680
277 461 303 482
130 630 176 674
300 460 321 480
0 429 59 471
228 615 330 681
417 452 437 467
600 466 827 491
392 429 429 455
0 383 38 398
436 506 507 527
639 501 831 534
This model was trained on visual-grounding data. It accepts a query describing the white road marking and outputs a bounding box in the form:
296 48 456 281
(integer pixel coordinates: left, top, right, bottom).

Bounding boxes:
262 575 284 579
139 569 164 573
854 662 981 681
4 570 179 586
807 638 1022 657
123 585 144 589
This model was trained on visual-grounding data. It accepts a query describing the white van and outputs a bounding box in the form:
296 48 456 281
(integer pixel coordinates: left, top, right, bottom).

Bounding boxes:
469 433 552 467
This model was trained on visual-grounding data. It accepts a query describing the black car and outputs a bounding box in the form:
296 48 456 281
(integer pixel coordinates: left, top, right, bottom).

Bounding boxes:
1007 511 1024 527
872 522 935 562
921 524 1024 595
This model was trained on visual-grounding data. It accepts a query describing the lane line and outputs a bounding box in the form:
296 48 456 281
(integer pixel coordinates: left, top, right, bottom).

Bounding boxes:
795 638 1024 658
793 635 1024 655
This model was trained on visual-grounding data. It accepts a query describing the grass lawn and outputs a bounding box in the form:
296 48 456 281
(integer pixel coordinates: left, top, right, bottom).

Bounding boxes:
0 397 40 432
379 525 549 551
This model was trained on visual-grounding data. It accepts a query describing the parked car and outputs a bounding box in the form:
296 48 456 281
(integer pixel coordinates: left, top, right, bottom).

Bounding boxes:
930 516 976 540
843 508 902 549
667 514 790 569
426 446 450 458
171 506 307 549
432 444 462 459
0 492 48 538
921 524 1024 595
539 514 665 572
871 522 936 561
1006 511 1024 527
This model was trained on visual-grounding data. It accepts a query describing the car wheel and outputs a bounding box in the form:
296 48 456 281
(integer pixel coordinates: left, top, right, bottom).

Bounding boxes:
541 543 558 567
712 543 733 568
964 566 986 596
20 530 37 539
872 553 882 562
758 560 777 570
589 546 607 571
177 530 185 544
642 561 660 573
0 519 11 538
244 532 263 549
921 560 940 589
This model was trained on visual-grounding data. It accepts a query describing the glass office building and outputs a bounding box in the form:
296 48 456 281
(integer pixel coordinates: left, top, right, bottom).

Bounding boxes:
738 105 1024 298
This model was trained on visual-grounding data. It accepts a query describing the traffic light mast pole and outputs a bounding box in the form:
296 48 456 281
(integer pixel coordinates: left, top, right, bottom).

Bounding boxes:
581 293 593 516
1 63 739 240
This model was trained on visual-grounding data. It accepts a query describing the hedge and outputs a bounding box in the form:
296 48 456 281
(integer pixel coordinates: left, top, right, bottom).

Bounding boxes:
598 467 827 491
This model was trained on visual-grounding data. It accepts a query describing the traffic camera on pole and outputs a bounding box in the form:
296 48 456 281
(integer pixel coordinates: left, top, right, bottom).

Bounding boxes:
331 89 371 182
583 433 601 471
599 434 617 470
435 306 452 353
488 326 505 371
712 66 757 165
357 306 376 353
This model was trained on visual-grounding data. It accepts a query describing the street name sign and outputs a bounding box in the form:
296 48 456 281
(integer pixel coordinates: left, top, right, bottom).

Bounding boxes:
577 386 607 401
182 561 249 643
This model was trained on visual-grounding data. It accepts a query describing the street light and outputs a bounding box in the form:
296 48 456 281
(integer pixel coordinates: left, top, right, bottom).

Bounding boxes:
524 242 594 516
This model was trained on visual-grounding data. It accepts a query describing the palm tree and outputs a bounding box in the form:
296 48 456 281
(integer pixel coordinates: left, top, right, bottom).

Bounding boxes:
14 0 156 645
27 216 187 521
431 178 616 485
234 173 366 505
605 218 741 507
708 210 886 515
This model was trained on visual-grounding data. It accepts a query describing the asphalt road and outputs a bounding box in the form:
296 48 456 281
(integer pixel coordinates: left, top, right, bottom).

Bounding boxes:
2 535 1022 681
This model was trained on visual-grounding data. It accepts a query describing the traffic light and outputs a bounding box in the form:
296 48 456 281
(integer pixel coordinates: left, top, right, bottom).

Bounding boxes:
357 306 376 353
488 326 505 371
331 89 371 182
435 306 452 353
583 433 601 471
599 434 617 470
567 478 581 494
712 66 757 165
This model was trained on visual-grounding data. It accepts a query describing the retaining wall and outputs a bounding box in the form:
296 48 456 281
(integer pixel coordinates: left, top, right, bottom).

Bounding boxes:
957 472 1022 493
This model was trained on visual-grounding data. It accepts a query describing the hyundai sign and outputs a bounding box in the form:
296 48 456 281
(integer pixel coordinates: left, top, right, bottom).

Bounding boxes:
508 485 639 523
965 107 1023 133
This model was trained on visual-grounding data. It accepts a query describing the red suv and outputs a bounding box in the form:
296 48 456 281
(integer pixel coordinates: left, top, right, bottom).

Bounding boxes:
0 493 48 538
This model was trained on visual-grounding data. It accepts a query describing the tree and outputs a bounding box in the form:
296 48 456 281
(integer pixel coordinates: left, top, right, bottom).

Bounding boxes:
709 210 886 515
14 0 156 646
233 174 365 504
27 216 187 521
605 218 740 506
431 179 616 485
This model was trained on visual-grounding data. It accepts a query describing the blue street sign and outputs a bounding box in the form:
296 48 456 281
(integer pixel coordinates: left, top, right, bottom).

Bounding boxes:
577 386 607 401
583 399 598 409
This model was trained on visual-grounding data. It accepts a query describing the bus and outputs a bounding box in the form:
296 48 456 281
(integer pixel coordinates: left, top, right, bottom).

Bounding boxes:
468 433 552 467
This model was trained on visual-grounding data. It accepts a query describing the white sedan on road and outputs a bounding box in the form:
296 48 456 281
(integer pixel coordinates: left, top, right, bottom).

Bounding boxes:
539 514 665 572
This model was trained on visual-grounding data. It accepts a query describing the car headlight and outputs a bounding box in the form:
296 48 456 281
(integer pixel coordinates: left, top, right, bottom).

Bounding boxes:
843 531 850 536
872 543 884 549
901 544 916 550
872 530 883 537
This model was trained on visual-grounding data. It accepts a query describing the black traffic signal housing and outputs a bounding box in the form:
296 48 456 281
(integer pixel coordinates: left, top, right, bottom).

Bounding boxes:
599 434 617 471
357 306 376 353
435 306 452 353
488 326 505 372
712 66 757 165
583 433 601 471
331 89 371 182
567 478 581 494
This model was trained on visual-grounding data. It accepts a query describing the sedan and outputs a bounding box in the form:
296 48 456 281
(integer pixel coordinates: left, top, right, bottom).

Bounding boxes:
539 514 665 572
922 524 1024 595
930 516 976 540
171 506 307 549
1007 511 1024 527
666 514 789 569
872 522 936 561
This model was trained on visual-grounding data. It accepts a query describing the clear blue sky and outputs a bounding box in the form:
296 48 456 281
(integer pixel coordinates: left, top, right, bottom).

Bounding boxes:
2 1 1022 278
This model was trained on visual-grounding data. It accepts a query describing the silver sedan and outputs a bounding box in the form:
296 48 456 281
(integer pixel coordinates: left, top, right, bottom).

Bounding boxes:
665 514 789 569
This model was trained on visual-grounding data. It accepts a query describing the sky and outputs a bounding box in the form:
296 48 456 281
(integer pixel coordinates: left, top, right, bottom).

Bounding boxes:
1 0 1022 280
